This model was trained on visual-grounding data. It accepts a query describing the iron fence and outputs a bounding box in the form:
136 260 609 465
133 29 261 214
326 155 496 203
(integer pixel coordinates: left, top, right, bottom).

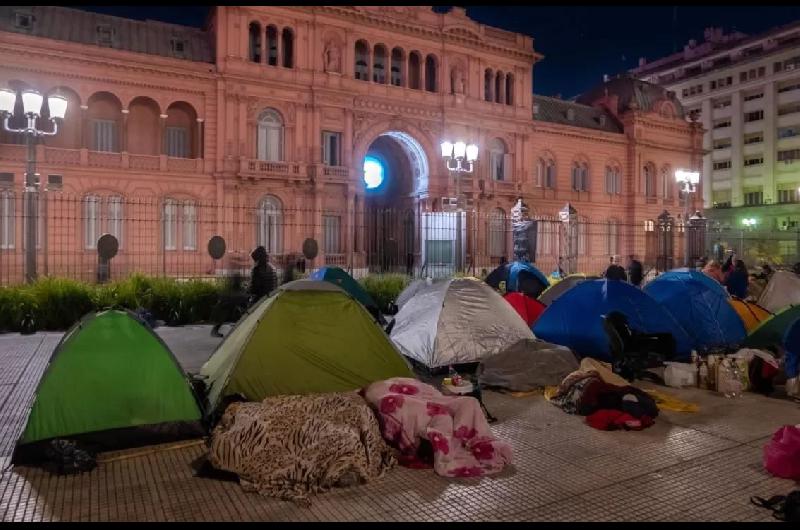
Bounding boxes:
0 193 797 286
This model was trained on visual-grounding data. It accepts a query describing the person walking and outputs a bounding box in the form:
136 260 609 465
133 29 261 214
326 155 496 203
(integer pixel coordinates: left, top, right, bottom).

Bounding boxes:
627 255 644 287
604 256 627 282
249 245 277 305
724 259 749 299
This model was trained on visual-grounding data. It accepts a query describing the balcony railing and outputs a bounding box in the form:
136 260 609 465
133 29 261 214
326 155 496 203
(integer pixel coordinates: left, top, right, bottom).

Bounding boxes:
129 154 160 171
241 158 304 178
88 150 123 168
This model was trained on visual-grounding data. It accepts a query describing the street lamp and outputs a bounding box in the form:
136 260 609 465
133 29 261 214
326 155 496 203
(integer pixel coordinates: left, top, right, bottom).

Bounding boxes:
741 217 757 258
674 169 700 267
0 88 67 283
441 139 478 272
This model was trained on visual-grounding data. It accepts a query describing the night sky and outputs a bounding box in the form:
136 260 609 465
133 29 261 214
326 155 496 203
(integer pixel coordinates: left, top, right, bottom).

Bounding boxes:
79 5 800 98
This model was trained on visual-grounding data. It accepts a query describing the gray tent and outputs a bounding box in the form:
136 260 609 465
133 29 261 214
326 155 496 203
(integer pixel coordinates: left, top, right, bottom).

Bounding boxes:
390 277 535 369
477 339 579 392
538 274 600 306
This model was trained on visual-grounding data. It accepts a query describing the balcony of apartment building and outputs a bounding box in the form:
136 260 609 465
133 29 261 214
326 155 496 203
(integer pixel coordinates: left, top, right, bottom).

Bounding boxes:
777 125 800 151
711 97 733 120
712 137 732 162
743 109 765 135
742 132 764 156
777 102 800 128
743 154 765 179
777 79 800 106
0 90 205 174
742 91 765 114
711 119 732 140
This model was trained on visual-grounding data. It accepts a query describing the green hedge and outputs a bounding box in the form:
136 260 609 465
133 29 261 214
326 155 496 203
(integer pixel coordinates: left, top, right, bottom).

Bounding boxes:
359 273 410 312
0 275 225 334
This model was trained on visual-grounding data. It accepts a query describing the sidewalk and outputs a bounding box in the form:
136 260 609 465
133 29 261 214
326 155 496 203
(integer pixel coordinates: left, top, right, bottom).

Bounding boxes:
1 329 798 522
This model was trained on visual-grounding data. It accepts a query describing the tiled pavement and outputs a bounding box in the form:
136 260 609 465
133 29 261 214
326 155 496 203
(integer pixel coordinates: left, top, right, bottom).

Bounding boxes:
1 329 799 522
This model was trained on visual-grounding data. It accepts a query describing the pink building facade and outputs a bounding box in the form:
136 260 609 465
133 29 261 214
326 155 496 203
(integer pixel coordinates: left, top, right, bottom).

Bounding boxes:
0 6 704 282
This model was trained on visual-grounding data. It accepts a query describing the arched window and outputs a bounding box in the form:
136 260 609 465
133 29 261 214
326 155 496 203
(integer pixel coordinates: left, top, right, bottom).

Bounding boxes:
128 96 161 156
257 109 283 162
182 200 197 251
484 69 493 102
644 163 657 197
249 22 262 63
107 195 123 248
162 198 177 251
644 219 655 232
408 52 421 89
545 159 556 189
488 208 506 258
535 158 545 187
577 216 588 256
662 165 673 199
605 166 621 195
390 47 404 86
257 195 282 255
373 44 387 83
0 191 15 249
266 26 278 66
88 92 122 153
607 218 619 256
425 54 437 92
489 138 508 181
355 40 369 81
83 194 102 250
494 71 503 104
505 73 514 106
281 28 294 68
571 162 589 191
165 101 199 159
162 197 195 251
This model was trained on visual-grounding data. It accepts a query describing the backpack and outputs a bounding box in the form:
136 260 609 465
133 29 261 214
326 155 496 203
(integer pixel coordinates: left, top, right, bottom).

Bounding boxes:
751 490 800 522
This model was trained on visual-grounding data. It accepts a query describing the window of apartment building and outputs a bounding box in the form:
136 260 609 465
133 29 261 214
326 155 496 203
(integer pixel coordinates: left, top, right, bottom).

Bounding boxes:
92 119 116 152
710 76 733 90
714 119 732 129
256 109 283 162
779 126 800 139
778 103 800 116
322 215 341 254
778 148 800 162
712 98 731 109
605 166 621 195
740 67 766 82
713 160 732 170
322 131 341 166
14 11 33 31
743 92 764 101
712 190 732 208
571 162 589 192
166 127 188 158
685 65 702 77
96 25 114 47
744 110 764 122
744 190 763 206
744 132 763 144
775 55 800 73
778 80 800 93
170 38 187 58
744 155 764 167
778 187 800 203
713 138 732 150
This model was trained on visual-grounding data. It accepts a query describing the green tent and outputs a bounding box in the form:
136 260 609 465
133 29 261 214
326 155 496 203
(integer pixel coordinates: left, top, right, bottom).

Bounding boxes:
744 305 800 349
199 279 413 414
309 267 380 314
15 310 203 458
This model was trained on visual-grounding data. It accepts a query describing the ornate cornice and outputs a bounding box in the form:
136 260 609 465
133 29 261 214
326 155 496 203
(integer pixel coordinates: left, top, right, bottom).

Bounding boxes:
353 97 442 120
306 6 539 63
532 121 628 145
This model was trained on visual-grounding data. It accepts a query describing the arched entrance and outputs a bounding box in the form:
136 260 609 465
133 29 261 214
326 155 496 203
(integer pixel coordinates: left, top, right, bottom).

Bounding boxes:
362 131 429 273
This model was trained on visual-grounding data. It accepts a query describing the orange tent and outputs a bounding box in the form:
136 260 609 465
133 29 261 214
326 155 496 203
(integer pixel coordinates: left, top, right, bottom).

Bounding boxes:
728 297 772 332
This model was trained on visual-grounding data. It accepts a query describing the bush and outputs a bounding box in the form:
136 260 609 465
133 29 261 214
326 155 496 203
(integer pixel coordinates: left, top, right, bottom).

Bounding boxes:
27 278 94 331
359 274 410 312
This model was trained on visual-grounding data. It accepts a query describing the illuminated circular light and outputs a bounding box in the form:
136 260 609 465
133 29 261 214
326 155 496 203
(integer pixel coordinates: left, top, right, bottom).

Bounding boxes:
363 157 384 189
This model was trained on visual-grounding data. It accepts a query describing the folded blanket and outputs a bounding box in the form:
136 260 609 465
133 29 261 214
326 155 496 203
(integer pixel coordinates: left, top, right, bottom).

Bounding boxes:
364 378 513 478
208 392 396 505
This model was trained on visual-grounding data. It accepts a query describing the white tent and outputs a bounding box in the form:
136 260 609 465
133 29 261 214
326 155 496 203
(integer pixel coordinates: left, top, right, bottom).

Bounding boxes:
758 271 800 313
390 277 535 369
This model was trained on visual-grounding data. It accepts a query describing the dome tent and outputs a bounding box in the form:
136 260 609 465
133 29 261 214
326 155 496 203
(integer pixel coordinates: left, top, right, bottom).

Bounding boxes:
199 280 412 415
729 297 772 332
533 279 693 362
485 260 551 298
503 292 546 328
758 271 800 313
309 266 380 315
538 274 600 306
14 310 203 463
391 277 535 370
644 269 746 351
744 305 800 350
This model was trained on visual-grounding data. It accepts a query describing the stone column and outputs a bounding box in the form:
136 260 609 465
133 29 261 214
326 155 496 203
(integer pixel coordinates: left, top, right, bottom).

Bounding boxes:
276 29 283 68
120 109 129 153
700 98 713 208
80 105 89 149
730 91 743 206
763 79 777 205
159 114 168 171
196 118 204 160
343 110 353 167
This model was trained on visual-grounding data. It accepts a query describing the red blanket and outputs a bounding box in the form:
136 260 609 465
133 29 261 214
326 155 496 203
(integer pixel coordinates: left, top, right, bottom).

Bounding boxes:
364 378 513 478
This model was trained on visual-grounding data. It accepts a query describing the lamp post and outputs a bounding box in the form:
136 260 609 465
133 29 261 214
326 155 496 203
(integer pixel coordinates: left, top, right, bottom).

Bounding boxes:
440 140 478 273
0 89 67 283
674 169 700 267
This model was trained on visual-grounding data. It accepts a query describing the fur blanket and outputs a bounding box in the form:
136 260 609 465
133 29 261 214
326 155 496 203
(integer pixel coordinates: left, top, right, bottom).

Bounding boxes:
208 392 396 505
364 377 512 478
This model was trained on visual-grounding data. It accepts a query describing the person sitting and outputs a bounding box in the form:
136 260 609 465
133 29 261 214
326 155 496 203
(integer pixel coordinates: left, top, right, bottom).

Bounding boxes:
604 256 628 282
725 259 749 299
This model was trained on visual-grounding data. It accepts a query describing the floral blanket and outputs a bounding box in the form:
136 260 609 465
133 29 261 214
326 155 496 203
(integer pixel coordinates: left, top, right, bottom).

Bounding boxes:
363 377 512 478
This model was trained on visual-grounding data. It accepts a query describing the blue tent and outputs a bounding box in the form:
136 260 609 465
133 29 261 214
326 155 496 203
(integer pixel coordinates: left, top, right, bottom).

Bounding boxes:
644 269 746 352
533 279 693 362
784 318 800 379
485 261 550 298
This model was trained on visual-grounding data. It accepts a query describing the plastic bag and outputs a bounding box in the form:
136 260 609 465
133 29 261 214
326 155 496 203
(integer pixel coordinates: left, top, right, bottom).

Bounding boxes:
763 425 800 480
716 358 743 398
664 362 697 388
